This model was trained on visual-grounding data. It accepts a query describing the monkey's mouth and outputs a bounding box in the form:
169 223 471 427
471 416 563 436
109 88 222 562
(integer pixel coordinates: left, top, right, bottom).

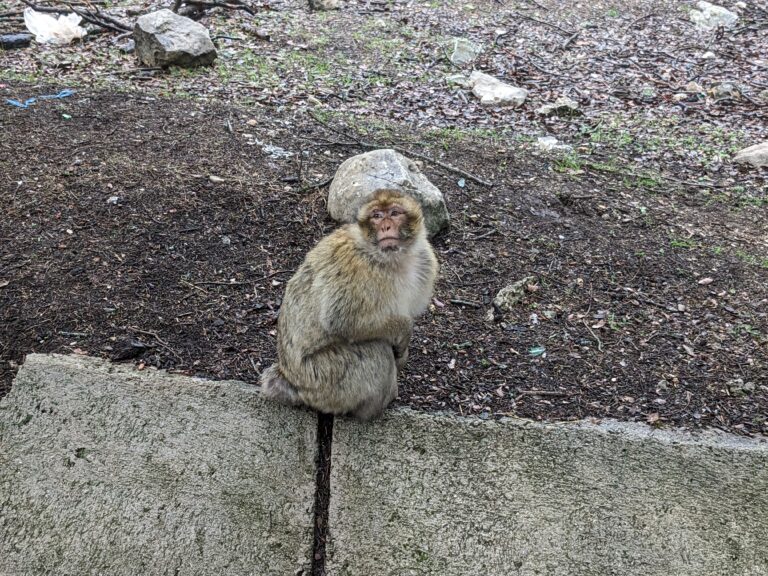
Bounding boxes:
378 237 401 250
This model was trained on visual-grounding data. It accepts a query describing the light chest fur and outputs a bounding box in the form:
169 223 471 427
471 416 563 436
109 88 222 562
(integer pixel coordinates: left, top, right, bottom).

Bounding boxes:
376 241 435 319
392 252 429 317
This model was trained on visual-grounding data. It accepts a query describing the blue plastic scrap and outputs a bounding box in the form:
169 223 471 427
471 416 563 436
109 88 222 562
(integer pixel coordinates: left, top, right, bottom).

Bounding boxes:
6 89 76 109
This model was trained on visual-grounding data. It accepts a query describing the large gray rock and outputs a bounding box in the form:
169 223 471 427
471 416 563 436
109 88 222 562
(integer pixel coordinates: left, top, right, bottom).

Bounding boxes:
328 409 768 576
469 71 528 107
0 354 316 576
734 141 768 168
134 9 216 68
328 149 449 237
689 1 739 30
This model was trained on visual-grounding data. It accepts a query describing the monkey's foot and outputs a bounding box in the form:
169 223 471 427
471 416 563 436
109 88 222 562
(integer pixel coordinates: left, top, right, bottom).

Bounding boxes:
259 364 302 406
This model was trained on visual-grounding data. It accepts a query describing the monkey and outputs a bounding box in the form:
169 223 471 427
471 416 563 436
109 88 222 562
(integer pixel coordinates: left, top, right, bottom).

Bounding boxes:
260 189 438 420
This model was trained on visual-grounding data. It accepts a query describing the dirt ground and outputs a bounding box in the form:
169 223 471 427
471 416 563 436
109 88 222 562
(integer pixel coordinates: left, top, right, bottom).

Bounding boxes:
1 0 766 436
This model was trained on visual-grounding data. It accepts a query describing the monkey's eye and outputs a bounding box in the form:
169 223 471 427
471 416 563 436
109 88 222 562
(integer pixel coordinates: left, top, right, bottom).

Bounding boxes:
371 211 385 220
390 209 403 217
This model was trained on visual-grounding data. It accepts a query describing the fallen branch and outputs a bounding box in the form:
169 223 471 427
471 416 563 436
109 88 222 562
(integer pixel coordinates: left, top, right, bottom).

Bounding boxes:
308 111 494 187
516 389 571 397
19 0 131 32
581 320 603 352
561 31 579 50
470 229 498 240
450 299 482 308
522 0 549 10
624 12 658 32
87 5 132 32
129 327 183 362
180 0 262 15
189 1 254 15
512 11 576 37
584 161 733 190
298 175 334 193
109 67 163 76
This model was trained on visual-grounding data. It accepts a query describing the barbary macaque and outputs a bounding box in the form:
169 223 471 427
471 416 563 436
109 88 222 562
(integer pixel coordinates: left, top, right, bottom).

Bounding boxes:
260 189 438 420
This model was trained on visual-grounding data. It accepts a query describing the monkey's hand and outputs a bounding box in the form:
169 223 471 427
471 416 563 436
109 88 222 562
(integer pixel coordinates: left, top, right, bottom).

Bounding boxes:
390 316 413 353
394 346 409 371
390 316 412 369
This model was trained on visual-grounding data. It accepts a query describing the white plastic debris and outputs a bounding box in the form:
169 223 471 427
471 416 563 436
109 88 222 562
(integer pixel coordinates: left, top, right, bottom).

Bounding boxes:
535 136 573 152
24 8 86 45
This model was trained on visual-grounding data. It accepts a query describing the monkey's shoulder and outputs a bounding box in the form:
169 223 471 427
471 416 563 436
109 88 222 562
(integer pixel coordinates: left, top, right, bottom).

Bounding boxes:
308 229 381 276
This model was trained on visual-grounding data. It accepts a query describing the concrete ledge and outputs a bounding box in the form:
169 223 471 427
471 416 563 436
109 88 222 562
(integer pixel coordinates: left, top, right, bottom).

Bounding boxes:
0 354 316 576
329 410 768 576
3 355 767 575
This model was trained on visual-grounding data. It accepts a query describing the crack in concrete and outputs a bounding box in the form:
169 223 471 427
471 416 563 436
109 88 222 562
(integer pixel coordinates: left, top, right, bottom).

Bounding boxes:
311 413 334 576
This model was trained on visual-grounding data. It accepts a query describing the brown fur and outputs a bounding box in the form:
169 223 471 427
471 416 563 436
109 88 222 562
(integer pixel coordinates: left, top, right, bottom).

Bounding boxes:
260 190 438 420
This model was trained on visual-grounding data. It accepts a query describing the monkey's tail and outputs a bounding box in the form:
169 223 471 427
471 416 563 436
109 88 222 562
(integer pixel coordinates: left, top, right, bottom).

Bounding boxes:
260 364 303 406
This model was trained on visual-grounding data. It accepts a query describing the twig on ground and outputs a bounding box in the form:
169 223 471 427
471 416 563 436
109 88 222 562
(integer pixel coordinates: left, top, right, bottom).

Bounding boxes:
212 34 246 42
129 327 184 361
519 54 573 79
308 111 494 187
262 269 295 279
88 5 132 31
180 279 209 294
109 67 163 76
470 229 498 240
450 299 482 308
582 320 603 352
512 11 576 36
186 0 256 15
298 176 334 193
516 389 571 398
625 12 658 32
522 0 549 10
19 0 131 32
561 31 579 50
584 162 733 190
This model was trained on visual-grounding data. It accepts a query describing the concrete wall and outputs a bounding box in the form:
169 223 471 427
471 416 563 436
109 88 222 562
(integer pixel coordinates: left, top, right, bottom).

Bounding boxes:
329 411 768 576
0 354 317 576
2 355 767 576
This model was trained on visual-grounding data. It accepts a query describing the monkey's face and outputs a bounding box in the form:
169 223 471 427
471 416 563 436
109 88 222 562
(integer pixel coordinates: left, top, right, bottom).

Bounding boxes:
358 190 424 257
369 204 409 251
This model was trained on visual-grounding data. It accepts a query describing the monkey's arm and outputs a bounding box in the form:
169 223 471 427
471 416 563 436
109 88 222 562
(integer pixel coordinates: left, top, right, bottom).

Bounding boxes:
325 304 413 349
317 278 413 350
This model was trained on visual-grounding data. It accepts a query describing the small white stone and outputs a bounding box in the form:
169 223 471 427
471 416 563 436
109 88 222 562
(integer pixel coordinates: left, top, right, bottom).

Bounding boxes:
535 136 573 152
468 71 527 107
